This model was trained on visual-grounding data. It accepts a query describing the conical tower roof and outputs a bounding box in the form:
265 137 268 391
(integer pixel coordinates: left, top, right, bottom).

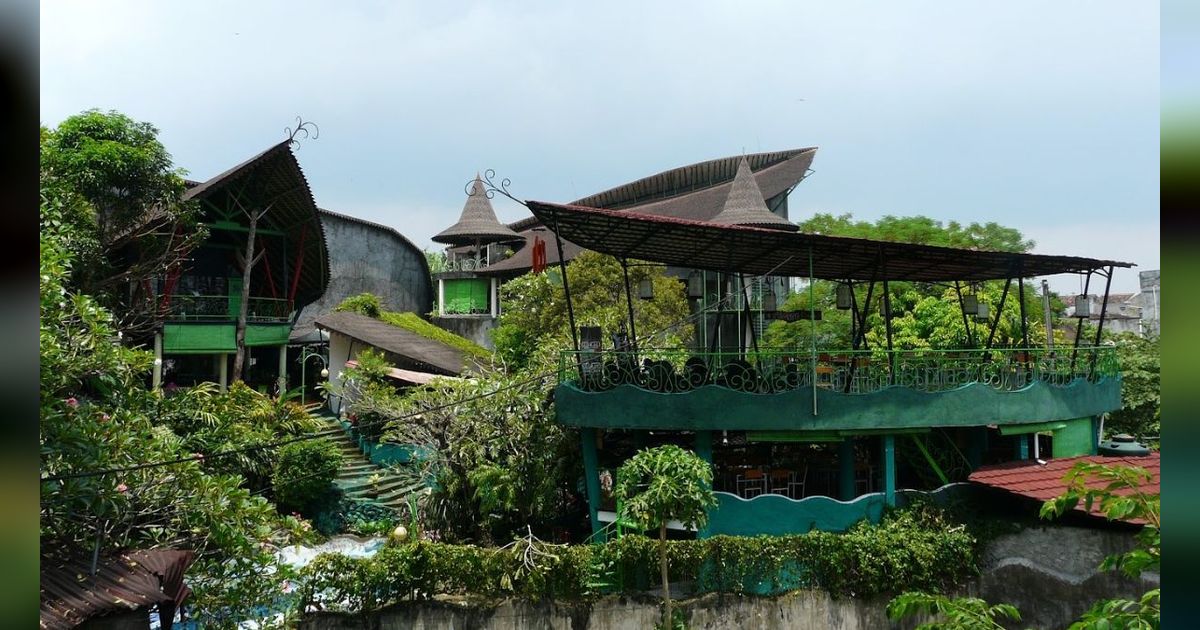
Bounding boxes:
709 156 798 231
432 174 522 245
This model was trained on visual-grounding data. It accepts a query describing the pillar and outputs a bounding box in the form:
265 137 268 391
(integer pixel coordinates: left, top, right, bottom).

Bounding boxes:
218 353 228 392
1015 434 1030 460
695 431 713 467
967 426 988 471
277 346 288 397
152 332 163 390
882 435 896 507
437 278 445 316
490 277 499 318
839 438 856 500
580 428 603 540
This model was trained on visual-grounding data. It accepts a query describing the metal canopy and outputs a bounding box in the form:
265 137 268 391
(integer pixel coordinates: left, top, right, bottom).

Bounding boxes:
526 200 1133 281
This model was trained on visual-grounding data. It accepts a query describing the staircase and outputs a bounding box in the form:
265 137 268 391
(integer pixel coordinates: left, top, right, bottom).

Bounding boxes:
318 415 426 513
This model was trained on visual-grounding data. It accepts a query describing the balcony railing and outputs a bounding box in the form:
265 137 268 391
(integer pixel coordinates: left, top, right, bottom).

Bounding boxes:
163 295 293 323
559 346 1119 396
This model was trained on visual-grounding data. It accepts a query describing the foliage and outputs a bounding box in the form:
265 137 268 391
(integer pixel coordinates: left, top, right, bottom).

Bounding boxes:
272 441 344 515
333 292 491 360
887 592 1022 629
612 445 717 628
796 213 1033 252
298 505 978 613
335 292 383 318
155 382 321 494
1104 332 1160 440
40 109 205 335
492 251 693 371
39 228 309 625
380 310 491 361
425 250 448 274
333 352 572 544
313 491 400 537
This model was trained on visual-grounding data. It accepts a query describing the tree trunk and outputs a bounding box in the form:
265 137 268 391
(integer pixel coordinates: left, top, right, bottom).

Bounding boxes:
660 521 671 629
232 211 259 382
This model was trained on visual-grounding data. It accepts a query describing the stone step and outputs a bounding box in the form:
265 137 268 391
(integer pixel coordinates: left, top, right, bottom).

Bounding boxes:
337 476 415 496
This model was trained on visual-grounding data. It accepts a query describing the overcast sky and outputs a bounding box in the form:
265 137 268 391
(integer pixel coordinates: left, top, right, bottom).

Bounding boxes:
40 1 1159 295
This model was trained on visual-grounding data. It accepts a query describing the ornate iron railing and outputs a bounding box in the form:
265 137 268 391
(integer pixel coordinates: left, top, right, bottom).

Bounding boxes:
163 295 293 322
559 346 1119 395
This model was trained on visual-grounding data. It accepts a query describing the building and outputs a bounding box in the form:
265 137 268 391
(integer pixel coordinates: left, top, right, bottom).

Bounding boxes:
1067 293 1143 336
147 141 330 394
1133 269 1160 337
429 149 817 350
522 153 1132 539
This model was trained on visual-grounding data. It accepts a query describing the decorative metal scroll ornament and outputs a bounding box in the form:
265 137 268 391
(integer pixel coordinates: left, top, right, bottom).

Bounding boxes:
464 169 526 207
285 117 320 149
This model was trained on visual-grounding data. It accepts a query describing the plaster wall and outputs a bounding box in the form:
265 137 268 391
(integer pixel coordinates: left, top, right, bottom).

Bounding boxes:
301 525 1156 630
296 212 433 337
431 316 496 350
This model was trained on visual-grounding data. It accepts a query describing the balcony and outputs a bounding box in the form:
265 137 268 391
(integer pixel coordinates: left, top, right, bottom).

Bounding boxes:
555 347 1121 432
162 294 293 323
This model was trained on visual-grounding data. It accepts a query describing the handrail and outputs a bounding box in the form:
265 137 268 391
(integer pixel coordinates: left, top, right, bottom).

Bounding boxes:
162 294 293 322
560 346 1119 395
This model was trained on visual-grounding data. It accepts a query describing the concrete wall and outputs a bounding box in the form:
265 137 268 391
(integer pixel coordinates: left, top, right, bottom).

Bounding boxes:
300 524 1156 630
296 211 433 336
431 315 496 350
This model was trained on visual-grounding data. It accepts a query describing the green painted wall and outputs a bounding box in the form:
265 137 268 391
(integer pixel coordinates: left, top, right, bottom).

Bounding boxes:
702 492 886 536
554 377 1121 431
163 323 290 353
443 278 489 314
1052 417 1097 457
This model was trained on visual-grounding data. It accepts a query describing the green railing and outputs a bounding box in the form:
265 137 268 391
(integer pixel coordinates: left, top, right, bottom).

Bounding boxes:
559 346 1119 395
164 294 293 322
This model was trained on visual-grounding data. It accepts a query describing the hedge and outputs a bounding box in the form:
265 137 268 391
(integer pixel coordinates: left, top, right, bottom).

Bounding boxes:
299 507 978 612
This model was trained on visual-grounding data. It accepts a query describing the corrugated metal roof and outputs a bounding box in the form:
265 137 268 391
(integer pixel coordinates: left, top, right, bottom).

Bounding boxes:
969 453 1160 524
525 201 1134 281
40 549 195 630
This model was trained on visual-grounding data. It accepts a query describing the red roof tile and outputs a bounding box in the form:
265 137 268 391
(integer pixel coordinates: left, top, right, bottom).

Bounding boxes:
969 453 1159 524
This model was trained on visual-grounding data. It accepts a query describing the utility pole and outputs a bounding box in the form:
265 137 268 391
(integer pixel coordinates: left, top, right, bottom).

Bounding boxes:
1041 279 1054 351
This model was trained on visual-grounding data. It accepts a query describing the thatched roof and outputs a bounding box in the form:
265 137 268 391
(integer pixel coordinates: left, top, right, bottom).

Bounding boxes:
432 174 522 245
709 156 798 231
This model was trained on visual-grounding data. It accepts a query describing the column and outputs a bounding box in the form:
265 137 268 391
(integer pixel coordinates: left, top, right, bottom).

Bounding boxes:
695 431 714 538
152 332 163 390
218 353 228 392
437 278 445 316
882 435 896 507
490 277 499 318
966 426 988 471
277 346 288 397
839 438 856 500
580 428 603 540
1015 434 1030 460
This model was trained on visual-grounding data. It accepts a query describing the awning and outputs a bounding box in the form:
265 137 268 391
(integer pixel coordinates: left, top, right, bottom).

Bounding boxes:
526 201 1134 282
345 359 459 385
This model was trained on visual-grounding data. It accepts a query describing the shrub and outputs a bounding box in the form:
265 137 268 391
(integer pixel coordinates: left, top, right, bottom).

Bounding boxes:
313 491 400 537
336 293 383 318
273 441 343 514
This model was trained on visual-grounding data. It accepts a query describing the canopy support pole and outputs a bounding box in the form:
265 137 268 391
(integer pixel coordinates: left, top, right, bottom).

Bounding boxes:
809 246 818 415
985 277 1013 350
550 210 583 381
1089 266 1114 379
620 258 639 355
954 281 975 348
1018 271 1030 349
1069 271 1093 373
882 279 895 384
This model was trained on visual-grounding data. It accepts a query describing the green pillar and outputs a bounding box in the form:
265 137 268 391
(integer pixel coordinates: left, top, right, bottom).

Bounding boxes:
967 426 988 471
882 435 896 507
839 438 856 500
1015 434 1030 460
695 430 714 538
580 428 603 540
1091 416 1100 455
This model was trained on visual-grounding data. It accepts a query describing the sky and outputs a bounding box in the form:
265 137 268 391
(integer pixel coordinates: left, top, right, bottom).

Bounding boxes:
39 1 1159 296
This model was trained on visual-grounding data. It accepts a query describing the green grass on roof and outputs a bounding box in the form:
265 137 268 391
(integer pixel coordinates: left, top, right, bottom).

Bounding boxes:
379 311 492 361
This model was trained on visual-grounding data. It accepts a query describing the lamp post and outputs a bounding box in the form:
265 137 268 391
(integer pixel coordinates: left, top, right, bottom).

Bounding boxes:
298 346 329 406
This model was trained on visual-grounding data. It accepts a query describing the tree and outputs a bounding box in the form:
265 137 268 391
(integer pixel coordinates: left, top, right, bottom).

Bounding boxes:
1104 332 1160 440
40 109 205 336
493 251 693 371
612 445 717 629
886 592 1022 629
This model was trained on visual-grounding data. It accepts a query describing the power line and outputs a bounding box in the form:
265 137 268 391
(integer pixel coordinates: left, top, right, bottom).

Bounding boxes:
41 263 782 484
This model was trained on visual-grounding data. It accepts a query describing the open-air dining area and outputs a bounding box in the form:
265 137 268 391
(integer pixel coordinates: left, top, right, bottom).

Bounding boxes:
712 441 876 500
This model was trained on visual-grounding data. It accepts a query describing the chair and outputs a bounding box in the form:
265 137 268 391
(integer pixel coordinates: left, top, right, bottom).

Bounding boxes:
787 465 809 499
855 464 875 494
736 468 767 498
768 469 794 497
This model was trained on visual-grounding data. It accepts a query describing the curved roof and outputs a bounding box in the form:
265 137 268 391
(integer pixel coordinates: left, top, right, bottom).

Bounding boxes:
183 141 330 307
710 156 799 230
508 147 817 231
433 174 522 245
526 200 1134 282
